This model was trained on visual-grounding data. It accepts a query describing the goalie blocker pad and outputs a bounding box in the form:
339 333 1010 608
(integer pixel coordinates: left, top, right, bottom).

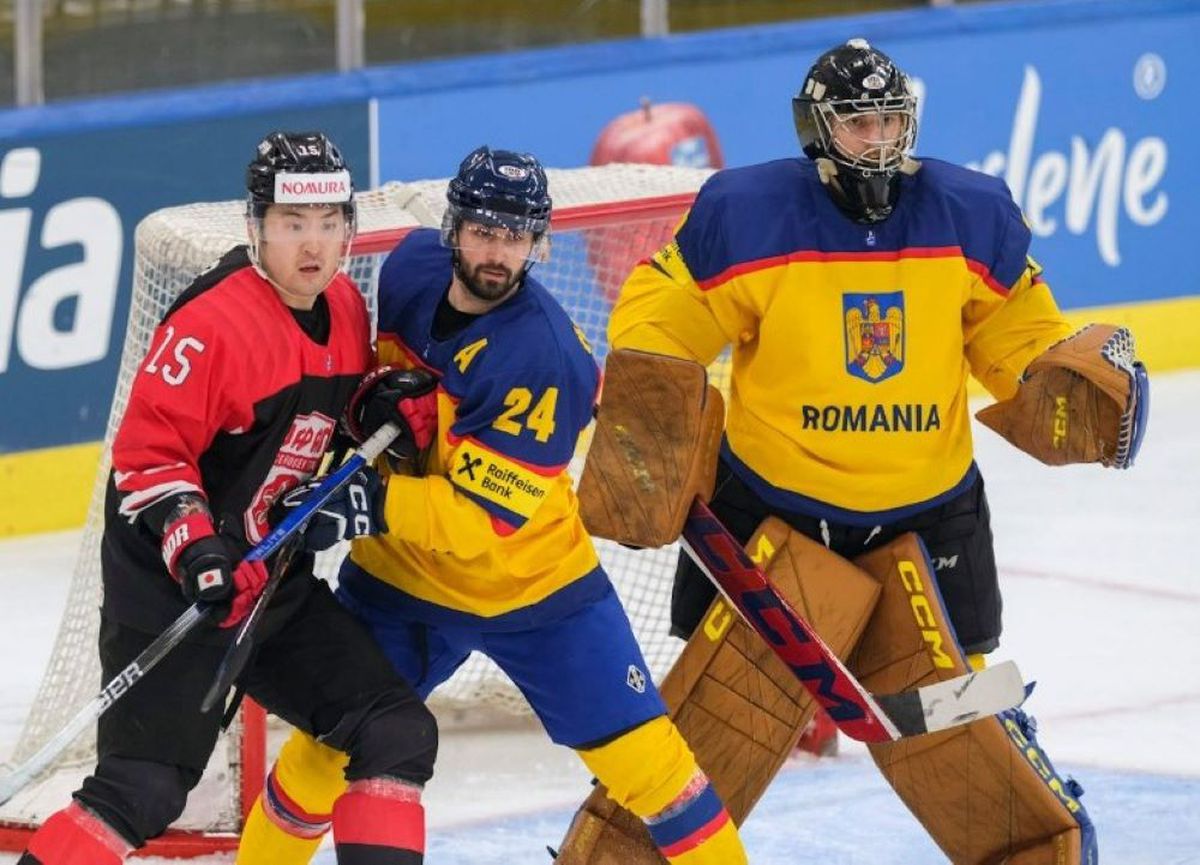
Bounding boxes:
557 529 1096 865
579 350 724 548
554 517 881 863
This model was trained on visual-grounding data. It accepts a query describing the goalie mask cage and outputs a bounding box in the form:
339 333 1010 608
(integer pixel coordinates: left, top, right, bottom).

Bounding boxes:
0 163 716 856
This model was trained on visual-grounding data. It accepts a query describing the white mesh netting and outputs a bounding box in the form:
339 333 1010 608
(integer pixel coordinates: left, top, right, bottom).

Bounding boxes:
1 163 717 840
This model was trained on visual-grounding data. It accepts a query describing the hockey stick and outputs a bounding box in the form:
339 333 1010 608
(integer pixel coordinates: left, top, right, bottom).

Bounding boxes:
199 423 401 713
681 498 1026 742
0 422 400 808
200 537 300 716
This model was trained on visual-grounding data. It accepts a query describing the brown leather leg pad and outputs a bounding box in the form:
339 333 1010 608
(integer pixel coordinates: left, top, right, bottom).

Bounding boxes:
852 534 1087 865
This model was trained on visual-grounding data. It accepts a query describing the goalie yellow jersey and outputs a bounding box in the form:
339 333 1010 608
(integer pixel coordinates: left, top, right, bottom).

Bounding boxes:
350 229 604 620
610 157 1073 522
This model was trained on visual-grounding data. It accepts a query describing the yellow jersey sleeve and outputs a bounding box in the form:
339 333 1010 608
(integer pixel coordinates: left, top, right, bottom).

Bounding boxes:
965 257 1074 400
608 210 756 364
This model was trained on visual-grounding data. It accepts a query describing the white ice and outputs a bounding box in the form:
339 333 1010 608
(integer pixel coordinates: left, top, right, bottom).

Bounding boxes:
2 371 1198 863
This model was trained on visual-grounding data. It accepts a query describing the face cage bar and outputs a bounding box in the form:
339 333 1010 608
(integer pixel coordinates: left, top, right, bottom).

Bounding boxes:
812 96 917 175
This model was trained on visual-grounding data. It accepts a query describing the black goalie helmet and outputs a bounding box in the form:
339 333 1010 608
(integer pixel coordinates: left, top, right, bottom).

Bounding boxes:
442 146 552 261
792 39 918 222
246 131 356 223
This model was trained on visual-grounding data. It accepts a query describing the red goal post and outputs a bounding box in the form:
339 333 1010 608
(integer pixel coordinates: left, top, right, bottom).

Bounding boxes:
0 163 713 856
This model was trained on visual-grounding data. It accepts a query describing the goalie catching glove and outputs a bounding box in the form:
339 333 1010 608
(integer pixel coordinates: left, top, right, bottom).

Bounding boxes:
274 467 388 553
160 497 268 629
976 323 1149 468
345 365 438 462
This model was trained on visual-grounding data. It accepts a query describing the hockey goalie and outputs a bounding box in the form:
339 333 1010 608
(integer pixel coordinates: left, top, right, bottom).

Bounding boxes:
554 37 1147 865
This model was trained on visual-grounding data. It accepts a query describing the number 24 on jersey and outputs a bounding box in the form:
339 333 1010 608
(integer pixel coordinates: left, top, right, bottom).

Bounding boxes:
493 387 558 443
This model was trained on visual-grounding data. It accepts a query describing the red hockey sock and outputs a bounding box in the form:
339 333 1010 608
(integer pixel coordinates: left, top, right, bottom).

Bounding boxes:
23 801 132 865
332 777 425 864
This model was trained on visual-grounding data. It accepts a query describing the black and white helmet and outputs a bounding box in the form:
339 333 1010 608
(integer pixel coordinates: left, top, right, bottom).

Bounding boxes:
246 131 356 224
792 40 918 222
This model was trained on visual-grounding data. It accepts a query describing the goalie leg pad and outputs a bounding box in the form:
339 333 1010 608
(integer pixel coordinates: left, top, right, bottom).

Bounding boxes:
555 518 881 862
850 533 1097 864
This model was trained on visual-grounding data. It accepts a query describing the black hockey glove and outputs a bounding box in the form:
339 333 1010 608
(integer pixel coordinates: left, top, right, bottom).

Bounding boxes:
344 366 439 462
275 468 388 553
160 504 269 628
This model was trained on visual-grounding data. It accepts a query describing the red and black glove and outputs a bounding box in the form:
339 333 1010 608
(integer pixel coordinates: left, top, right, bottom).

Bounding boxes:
160 508 269 629
345 366 439 461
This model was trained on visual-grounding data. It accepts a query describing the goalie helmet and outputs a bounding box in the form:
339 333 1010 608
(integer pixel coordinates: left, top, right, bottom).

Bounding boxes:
245 131 356 223
442 145 552 263
792 39 917 223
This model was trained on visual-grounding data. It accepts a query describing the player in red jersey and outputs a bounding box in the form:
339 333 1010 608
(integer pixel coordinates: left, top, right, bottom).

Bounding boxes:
18 132 436 865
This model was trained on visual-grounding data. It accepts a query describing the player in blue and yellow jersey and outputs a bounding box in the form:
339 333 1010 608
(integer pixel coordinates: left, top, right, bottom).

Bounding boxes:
581 39 1148 865
234 147 748 865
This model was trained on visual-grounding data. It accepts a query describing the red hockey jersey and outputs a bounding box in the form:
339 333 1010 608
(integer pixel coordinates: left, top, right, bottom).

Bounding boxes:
102 247 371 637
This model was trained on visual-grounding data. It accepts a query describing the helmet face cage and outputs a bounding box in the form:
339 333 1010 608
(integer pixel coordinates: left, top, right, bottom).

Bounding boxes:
440 146 552 265
810 93 917 175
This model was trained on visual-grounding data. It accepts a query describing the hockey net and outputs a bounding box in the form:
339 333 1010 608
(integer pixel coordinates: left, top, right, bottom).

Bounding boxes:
0 163 717 855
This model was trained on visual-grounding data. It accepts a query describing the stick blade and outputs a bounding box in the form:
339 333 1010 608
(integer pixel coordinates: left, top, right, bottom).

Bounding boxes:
877 660 1026 736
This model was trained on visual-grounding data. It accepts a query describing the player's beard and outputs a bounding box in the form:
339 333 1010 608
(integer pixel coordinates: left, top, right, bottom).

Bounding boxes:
460 259 521 303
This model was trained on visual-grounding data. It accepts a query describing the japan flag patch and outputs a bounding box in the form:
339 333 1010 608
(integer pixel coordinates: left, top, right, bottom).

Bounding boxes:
197 568 227 591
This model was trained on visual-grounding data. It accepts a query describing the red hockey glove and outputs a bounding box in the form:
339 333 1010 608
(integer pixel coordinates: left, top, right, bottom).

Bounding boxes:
219 559 271 629
345 366 439 461
161 511 269 629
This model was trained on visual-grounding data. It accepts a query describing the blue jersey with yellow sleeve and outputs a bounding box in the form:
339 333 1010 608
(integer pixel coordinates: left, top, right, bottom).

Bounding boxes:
609 157 1073 522
349 228 604 619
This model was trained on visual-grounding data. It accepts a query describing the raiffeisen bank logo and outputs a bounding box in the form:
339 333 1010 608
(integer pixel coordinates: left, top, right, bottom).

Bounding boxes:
0 147 122 374
961 59 1168 268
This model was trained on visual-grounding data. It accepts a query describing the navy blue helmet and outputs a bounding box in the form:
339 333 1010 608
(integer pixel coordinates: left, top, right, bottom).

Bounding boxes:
443 146 552 241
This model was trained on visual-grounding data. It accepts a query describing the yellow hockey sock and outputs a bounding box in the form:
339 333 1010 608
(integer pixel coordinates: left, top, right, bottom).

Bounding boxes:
576 716 747 865
662 816 745 865
237 798 323 865
235 731 349 865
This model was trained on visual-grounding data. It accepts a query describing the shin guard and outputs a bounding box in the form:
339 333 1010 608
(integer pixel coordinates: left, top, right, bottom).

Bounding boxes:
555 518 880 862
851 533 1097 865
23 801 132 865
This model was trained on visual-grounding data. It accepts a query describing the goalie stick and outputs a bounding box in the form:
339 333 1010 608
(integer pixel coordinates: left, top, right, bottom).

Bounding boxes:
681 498 1026 742
0 421 400 808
